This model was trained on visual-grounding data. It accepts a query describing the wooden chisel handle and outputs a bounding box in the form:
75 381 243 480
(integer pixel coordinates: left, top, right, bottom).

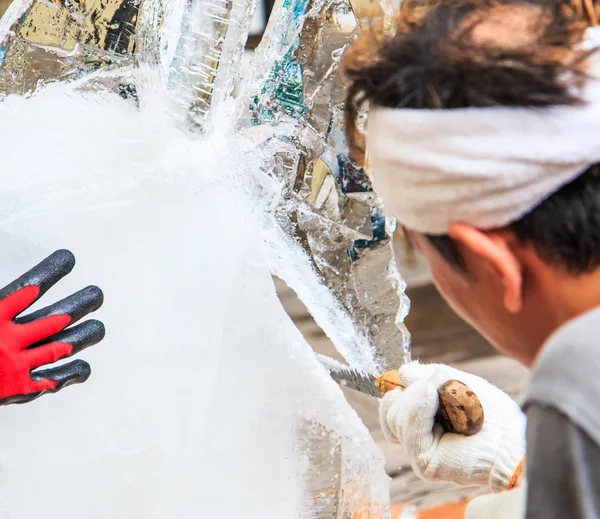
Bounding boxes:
375 370 484 436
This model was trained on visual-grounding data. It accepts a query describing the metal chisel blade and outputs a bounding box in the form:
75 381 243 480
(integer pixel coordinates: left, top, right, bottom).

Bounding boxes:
317 354 382 398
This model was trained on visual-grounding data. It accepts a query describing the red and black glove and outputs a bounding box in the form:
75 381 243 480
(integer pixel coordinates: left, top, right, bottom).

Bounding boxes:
0 249 104 406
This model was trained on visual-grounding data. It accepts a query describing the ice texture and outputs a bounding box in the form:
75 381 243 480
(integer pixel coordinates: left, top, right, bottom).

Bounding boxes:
242 0 411 373
0 84 389 517
0 0 412 375
0 0 408 512
0 0 139 95
0 0 257 132
165 0 257 129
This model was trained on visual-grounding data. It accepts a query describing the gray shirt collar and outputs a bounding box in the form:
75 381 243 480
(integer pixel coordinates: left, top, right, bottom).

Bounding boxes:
524 306 600 445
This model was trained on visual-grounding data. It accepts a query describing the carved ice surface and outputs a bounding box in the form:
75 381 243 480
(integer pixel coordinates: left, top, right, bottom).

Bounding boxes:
165 0 256 129
0 0 140 95
0 0 409 512
0 0 255 131
0 87 389 517
0 0 411 375
243 0 411 373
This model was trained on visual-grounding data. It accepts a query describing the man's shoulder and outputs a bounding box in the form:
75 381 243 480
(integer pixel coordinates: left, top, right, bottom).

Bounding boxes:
525 404 600 519
524 306 600 446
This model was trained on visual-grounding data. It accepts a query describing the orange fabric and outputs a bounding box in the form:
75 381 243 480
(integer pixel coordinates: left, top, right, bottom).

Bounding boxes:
391 499 469 519
507 457 526 490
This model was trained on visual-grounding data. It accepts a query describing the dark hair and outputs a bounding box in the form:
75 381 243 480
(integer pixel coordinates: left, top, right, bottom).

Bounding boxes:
342 0 600 274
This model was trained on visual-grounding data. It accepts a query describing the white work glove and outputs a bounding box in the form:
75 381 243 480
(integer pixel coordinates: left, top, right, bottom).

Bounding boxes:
380 362 526 492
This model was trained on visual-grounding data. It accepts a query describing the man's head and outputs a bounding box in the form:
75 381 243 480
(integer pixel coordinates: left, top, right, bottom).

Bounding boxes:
343 0 600 366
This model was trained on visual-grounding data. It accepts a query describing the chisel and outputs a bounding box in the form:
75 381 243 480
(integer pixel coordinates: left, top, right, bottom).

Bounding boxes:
318 354 484 436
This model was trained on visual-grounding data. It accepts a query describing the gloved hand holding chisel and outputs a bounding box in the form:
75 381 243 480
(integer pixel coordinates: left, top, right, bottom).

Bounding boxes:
380 362 527 493
322 355 527 493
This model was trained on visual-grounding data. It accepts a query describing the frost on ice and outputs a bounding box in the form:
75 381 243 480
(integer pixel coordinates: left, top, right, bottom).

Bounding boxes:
0 0 409 514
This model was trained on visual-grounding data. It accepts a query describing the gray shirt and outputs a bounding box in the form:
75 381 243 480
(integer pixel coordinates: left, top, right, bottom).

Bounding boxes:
524 307 600 518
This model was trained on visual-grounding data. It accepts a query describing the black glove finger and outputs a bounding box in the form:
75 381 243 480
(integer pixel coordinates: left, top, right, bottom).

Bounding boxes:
16 285 104 326
0 391 41 406
29 319 105 357
0 250 75 305
0 359 92 406
31 359 91 390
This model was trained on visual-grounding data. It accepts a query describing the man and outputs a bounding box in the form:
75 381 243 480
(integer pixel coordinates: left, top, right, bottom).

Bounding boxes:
343 1 600 517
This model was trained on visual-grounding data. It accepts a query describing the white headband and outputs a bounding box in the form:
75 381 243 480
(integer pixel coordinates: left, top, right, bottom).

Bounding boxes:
366 27 600 235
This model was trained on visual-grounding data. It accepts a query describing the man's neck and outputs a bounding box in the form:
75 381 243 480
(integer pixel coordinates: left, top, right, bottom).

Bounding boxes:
527 265 600 364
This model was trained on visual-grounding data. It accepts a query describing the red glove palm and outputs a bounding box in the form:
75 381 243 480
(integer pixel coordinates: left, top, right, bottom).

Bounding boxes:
0 250 104 405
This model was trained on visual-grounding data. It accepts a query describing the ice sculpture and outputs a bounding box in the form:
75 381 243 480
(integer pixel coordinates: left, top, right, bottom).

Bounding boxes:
0 0 410 372
0 0 140 94
0 0 254 130
0 85 391 518
244 0 411 372
0 0 409 514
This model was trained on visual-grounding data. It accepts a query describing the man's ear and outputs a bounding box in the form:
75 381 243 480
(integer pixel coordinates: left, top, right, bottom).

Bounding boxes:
448 223 523 313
